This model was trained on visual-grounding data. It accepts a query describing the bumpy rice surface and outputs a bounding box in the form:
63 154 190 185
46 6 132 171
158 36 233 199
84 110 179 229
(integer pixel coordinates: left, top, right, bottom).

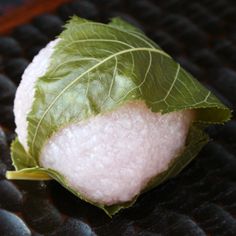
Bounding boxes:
14 39 194 205
14 39 59 150
40 103 193 205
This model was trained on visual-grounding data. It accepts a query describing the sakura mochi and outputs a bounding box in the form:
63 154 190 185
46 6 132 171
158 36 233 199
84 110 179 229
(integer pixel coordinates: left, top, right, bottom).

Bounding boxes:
8 17 230 216
14 38 194 205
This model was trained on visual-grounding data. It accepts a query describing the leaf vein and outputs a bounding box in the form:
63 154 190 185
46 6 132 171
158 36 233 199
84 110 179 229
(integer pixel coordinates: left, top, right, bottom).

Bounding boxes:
31 47 170 153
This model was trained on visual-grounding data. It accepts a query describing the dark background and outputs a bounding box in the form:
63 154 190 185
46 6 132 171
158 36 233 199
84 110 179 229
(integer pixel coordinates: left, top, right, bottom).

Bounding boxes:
0 0 236 235
0 0 26 15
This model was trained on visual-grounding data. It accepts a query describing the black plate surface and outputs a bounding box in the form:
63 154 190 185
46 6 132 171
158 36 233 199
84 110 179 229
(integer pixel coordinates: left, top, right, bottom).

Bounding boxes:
0 0 236 235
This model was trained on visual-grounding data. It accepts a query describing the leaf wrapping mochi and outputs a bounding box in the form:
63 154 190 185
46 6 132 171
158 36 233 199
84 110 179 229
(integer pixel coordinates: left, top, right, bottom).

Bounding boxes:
8 17 231 216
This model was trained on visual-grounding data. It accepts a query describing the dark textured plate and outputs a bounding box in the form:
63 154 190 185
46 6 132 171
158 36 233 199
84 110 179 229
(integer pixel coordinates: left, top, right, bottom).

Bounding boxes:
0 0 236 235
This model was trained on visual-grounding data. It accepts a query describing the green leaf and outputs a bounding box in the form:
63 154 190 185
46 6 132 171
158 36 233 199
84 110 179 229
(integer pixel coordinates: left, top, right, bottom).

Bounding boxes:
11 138 36 170
10 16 231 216
26 16 230 159
108 18 159 48
109 17 144 34
6 167 52 180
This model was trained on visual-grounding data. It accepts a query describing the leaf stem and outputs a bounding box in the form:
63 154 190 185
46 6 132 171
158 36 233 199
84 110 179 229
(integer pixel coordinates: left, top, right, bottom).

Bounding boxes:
6 171 52 181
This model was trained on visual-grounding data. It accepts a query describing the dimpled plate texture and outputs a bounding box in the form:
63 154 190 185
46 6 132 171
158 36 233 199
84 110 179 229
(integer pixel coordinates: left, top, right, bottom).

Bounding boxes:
0 0 236 235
